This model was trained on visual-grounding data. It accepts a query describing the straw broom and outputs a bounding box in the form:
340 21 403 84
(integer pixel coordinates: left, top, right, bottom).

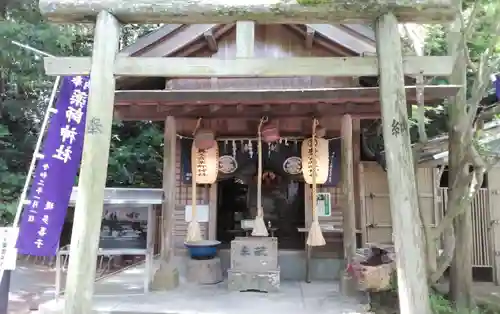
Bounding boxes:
307 119 326 246
186 119 203 242
252 117 269 237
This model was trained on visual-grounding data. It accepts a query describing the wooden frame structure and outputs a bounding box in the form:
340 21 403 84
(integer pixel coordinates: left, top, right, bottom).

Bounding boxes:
37 1 457 313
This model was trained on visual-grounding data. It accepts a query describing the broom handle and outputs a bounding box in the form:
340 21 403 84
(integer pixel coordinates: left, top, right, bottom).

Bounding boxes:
191 118 202 223
311 119 318 221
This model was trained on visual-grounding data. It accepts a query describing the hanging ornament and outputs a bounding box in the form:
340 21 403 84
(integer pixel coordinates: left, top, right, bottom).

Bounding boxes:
268 142 271 158
194 128 215 150
316 125 327 138
232 140 237 157
192 145 219 184
285 138 289 146
248 140 253 158
305 118 326 247
224 140 228 153
301 132 329 185
261 119 280 143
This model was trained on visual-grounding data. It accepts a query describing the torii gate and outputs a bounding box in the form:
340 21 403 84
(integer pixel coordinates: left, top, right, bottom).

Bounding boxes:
37 1 456 314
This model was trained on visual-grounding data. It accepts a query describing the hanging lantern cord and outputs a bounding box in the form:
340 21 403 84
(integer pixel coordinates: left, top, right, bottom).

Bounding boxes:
192 117 202 136
252 116 270 237
306 117 326 247
257 116 268 206
311 118 319 219
186 118 203 242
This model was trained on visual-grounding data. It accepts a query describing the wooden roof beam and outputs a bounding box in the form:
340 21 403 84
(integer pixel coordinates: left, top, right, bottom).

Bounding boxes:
39 0 456 24
116 103 382 120
113 85 460 105
305 26 315 49
44 56 455 77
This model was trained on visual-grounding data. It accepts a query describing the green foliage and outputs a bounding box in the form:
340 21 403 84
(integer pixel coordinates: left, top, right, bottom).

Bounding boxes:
106 121 164 188
0 0 163 225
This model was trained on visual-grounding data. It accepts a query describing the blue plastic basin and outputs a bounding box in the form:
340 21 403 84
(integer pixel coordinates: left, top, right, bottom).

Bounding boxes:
184 240 221 259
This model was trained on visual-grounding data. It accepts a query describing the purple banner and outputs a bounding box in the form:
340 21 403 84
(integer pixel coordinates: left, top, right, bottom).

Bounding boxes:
496 74 500 101
17 76 89 256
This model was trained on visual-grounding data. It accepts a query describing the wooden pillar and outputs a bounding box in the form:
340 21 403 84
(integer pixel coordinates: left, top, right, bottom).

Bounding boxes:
236 21 255 58
341 114 356 263
352 118 362 246
63 11 120 314
151 116 179 290
375 13 431 314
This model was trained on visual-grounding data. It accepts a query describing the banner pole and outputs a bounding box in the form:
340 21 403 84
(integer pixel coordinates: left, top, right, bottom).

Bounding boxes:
12 75 61 226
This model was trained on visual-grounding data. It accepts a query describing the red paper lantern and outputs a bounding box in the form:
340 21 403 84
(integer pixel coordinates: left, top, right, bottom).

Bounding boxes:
261 122 280 143
194 129 215 150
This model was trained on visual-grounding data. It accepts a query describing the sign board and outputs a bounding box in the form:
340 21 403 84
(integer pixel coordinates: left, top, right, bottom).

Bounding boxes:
0 227 19 271
99 205 149 249
316 193 332 217
185 204 209 223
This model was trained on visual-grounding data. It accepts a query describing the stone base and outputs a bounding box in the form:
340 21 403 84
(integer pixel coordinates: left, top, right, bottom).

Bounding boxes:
227 268 280 292
186 257 223 285
151 262 179 291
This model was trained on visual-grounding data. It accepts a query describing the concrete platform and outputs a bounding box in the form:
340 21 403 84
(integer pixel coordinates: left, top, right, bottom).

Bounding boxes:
38 260 369 314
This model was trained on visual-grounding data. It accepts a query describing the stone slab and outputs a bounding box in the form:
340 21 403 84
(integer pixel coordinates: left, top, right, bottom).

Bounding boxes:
227 269 280 293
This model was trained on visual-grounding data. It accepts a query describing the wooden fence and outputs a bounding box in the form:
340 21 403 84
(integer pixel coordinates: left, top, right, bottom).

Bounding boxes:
439 187 492 268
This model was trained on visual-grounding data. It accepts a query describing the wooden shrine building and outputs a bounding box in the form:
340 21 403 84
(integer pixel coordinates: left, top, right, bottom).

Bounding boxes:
100 22 459 258
37 1 458 313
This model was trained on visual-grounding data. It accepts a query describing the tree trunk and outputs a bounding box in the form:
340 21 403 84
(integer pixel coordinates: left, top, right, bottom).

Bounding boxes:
447 7 474 309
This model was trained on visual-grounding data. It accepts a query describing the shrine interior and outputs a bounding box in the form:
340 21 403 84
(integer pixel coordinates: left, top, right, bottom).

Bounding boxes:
216 165 305 250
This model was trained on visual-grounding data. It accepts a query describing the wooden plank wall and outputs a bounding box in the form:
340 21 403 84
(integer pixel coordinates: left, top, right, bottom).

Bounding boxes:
154 140 210 252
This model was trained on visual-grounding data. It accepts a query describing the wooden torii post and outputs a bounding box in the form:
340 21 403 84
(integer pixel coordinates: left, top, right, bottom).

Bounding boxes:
37 1 456 314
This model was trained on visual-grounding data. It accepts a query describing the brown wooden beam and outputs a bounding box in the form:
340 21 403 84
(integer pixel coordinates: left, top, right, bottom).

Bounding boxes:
39 0 455 24
117 102 381 120
45 56 455 77
115 110 381 123
113 85 460 105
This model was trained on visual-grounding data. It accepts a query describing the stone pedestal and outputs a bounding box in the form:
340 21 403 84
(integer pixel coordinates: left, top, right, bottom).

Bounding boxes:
227 268 280 292
227 237 280 292
151 262 179 291
186 257 223 285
